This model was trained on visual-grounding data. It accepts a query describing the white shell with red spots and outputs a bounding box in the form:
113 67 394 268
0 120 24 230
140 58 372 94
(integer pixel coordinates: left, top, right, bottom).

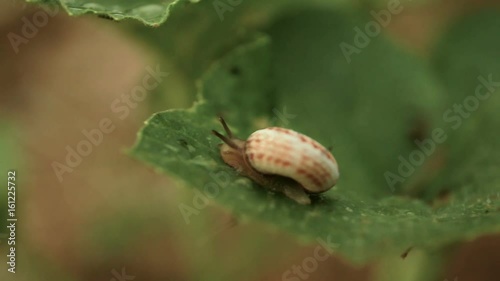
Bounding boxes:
245 127 339 193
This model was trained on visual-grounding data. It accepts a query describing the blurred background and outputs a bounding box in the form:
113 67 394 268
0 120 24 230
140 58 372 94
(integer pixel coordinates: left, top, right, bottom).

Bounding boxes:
0 0 499 280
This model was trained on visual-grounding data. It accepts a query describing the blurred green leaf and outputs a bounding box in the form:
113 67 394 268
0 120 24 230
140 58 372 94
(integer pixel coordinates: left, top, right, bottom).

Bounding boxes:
125 0 350 110
424 11 500 203
0 122 20 243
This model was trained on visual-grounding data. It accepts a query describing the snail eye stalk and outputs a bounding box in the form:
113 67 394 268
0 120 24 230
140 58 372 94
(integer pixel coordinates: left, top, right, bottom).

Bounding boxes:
211 130 239 150
218 116 233 139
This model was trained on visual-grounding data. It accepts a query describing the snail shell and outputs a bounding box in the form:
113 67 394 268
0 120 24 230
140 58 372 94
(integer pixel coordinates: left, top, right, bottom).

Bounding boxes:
245 127 339 193
212 117 339 204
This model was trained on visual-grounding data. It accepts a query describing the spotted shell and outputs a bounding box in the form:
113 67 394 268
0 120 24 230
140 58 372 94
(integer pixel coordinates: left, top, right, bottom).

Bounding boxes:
245 127 339 193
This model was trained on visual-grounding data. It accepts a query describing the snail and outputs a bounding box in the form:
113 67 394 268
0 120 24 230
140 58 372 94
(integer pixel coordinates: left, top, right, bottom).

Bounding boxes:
212 117 339 204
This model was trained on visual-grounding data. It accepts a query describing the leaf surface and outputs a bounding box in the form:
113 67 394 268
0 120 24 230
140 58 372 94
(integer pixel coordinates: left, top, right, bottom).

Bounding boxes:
130 10 500 263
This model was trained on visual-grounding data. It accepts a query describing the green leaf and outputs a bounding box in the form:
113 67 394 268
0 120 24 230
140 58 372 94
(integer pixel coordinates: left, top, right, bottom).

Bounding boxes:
425 11 500 203
130 10 500 264
25 0 346 27
26 0 188 26
126 0 352 109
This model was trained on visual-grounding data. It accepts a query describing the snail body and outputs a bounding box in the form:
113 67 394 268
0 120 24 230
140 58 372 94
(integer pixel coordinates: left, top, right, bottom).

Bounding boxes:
212 117 339 204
